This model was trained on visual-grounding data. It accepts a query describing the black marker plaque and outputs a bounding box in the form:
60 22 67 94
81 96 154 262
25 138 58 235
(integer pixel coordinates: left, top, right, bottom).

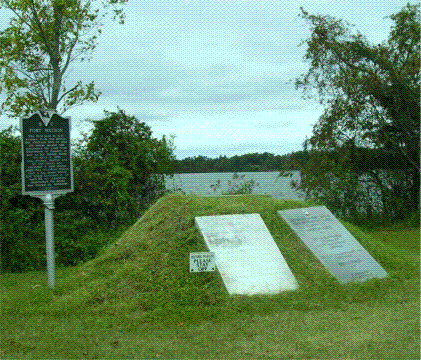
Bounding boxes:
21 112 73 195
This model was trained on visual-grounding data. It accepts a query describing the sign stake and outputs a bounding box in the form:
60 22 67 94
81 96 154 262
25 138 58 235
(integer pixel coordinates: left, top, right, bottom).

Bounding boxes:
43 193 55 288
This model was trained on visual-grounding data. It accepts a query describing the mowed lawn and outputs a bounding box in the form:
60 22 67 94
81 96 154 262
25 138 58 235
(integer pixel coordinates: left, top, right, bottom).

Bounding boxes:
1 195 419 359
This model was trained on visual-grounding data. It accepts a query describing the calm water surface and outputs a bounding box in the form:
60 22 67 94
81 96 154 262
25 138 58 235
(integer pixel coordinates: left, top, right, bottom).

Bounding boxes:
165 171 304 200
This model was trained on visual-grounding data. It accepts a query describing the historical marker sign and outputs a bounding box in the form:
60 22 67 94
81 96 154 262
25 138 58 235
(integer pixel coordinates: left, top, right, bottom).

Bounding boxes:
195 213 298 295
21 111 73 196
20 111 73 288
190 252 216 272
278 206 388 283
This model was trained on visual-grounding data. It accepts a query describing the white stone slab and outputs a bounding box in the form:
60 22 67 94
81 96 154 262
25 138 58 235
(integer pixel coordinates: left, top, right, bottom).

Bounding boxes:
195 213 298 295
278 206 388 283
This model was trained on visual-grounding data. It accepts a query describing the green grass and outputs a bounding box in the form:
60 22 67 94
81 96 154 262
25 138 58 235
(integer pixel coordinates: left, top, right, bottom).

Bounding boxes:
1 194 419 359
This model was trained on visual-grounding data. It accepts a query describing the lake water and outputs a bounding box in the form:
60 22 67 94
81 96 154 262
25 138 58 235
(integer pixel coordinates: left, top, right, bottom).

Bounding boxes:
165 171 304 200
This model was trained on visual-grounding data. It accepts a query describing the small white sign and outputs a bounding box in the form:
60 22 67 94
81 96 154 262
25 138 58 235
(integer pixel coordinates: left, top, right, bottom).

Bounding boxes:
190 252 215 273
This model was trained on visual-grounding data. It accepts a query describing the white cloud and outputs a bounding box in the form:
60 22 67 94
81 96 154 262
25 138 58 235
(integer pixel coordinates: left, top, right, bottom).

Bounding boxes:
0 0 410 159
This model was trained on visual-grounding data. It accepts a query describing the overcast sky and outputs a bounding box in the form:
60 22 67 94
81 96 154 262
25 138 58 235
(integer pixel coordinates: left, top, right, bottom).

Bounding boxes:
0 0 412 159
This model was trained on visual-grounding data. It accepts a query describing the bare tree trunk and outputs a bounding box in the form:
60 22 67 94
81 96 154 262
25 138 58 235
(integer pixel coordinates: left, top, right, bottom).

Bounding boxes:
49 2 64 110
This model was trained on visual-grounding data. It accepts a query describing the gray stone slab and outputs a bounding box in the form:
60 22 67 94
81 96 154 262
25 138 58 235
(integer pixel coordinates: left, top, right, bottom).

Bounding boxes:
278 206 388 283
195 213 298 295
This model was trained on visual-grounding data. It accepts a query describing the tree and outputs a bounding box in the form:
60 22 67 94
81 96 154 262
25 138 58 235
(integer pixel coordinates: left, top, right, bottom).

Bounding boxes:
69 109 175 226
0 0 127 117
295 3 420 220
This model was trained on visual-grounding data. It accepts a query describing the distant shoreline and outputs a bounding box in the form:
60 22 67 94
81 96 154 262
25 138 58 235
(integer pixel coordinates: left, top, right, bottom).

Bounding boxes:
168 170 296 175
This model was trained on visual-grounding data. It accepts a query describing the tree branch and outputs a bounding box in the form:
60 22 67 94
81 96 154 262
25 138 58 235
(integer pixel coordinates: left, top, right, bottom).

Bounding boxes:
61 33 79 77
57 83 79 104
1 0 32 28
28 0 53 57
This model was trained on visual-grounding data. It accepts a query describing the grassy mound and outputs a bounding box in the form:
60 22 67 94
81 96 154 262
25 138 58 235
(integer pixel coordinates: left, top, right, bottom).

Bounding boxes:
52 193 418 322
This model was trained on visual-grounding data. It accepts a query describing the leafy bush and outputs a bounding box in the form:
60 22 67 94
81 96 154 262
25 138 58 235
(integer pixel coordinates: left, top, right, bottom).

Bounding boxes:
1 109 175 273
1 206 45 272
210 172 258 195
70 109 175 227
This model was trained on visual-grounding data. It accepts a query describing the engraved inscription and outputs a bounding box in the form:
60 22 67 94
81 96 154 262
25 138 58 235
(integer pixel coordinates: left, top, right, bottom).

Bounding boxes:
313 233 346 250
278 206 388 283
289 213 333 232
205 231 243 247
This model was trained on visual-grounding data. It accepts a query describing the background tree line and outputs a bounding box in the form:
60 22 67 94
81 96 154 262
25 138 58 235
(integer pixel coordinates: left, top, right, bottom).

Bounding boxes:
173 151 310 173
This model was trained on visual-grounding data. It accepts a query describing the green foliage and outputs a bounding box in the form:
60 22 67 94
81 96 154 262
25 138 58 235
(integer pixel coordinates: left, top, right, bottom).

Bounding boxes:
69 109 175 226
174 151 312 174
0 0 127 116
0 127 20 188
210 172 259 195
53 211 98 266
1 109 175 272
0 127 43 272
295 4 420 221
1 207 45 272
175 152 288 173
